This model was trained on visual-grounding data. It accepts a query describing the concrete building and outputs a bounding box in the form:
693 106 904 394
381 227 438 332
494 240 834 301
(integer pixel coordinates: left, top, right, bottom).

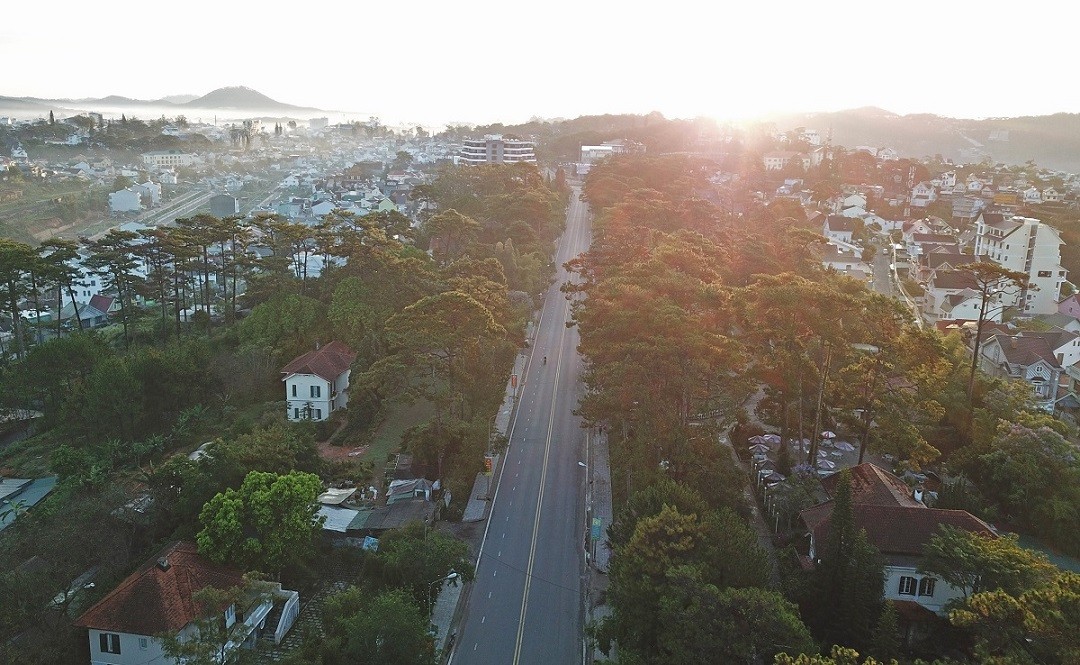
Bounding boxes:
458 135 536 165
973 213 1068 315
140 149 196 169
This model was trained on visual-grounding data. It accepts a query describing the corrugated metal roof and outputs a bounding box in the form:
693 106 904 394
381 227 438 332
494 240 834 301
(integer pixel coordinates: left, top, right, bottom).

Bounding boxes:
318 505 359 533
0 476 58 532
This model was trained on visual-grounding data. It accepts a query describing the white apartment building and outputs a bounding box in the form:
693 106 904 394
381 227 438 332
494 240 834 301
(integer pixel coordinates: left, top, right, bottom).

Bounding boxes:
140 149 196 169
973 213 1068 315
459 135 536 165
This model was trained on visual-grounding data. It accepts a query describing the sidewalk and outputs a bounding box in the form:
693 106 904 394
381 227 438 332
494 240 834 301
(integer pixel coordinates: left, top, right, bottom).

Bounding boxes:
430 577 463 655
587 428 614 663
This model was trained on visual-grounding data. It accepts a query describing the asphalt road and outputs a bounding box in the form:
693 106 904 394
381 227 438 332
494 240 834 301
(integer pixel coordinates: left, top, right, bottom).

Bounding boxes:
451 187 592 664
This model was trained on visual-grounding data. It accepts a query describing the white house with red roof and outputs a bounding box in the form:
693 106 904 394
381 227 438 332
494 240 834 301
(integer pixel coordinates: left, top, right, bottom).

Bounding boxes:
74 541 298 665
800 464 998 617
281 340 357 422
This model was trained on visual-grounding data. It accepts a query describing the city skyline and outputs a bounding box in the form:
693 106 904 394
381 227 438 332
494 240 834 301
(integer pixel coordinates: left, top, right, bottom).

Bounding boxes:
4 0 1080 127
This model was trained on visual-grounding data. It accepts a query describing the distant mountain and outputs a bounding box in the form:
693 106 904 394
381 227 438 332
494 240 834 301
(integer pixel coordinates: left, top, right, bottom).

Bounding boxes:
154 94 198 105
0 96 54 112
765 108 1080 172
181 86 304 111
0 86 324 119
75 95 148 106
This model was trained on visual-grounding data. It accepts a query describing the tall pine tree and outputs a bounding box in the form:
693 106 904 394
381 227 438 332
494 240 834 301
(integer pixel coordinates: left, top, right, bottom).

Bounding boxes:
811 470 886 651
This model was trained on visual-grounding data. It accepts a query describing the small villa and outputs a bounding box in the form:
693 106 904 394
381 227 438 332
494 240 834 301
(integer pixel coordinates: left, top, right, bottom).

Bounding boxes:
281 341 357 422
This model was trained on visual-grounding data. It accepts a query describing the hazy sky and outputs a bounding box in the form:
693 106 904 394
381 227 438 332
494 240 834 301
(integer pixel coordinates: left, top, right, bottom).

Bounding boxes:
4 0 1080 127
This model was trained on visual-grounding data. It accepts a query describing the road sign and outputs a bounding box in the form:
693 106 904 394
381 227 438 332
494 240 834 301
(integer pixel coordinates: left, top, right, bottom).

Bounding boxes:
511 374 517 388
591 517 602 541
484 456 494 474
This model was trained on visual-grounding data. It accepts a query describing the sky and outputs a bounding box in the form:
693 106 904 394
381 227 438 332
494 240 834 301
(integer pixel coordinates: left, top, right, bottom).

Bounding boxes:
4 0 1080 128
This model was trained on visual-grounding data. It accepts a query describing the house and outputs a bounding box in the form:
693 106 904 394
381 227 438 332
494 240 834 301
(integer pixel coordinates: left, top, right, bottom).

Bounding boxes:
842 193 868 210
282 341 357 422
1058 293 1080 320
763 151 801 171
910 182 937 208
130 181 161 207
922 270 1003 325
820 245 870 281
973 213 1068 315
1043 187 1062 203
906 233 957 261
386 478 435 504
108 188 143 214
74 541 299 665
979 328 1080 409
799 464 997 618
1023 186 1042 204
823 215 857 244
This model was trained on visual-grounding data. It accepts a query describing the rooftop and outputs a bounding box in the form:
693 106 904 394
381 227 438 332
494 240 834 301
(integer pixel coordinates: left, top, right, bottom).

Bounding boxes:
74 541 246 635
281 340 357 383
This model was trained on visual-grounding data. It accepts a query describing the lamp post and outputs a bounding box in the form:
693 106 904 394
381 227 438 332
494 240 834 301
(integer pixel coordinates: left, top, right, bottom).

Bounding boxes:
427 571 459 617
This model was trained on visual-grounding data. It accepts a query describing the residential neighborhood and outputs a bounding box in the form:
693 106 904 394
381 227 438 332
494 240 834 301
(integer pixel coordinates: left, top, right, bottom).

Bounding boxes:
3 85 1080 665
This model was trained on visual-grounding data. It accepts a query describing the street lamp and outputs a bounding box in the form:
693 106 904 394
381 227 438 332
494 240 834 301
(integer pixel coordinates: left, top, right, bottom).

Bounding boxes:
427 571 460 617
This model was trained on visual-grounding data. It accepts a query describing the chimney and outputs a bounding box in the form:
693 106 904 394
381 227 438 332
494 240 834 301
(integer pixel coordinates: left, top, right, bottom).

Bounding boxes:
1010 338 1018 349
156 557 170 572
913 487 924 504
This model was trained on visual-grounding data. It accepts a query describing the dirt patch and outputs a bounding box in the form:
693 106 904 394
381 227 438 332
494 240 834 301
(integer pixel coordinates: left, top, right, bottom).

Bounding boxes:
318 440 369 461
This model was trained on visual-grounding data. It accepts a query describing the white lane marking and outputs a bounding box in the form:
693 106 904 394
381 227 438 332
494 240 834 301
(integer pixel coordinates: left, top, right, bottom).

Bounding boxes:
488 592 492 598
482 616 486 624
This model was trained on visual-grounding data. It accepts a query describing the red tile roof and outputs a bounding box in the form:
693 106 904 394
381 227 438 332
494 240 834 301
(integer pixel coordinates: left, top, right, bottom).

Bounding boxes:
820 463 922 508
280 340 357 382
805 504 997 557
74 542 245 635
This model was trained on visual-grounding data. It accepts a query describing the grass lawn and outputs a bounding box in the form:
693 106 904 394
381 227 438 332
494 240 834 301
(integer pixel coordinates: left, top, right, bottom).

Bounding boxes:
355 399 434 486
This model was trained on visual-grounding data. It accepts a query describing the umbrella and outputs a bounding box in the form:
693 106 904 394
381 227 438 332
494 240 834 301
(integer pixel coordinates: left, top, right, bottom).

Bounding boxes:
836 441 856 452
763 434 782 445
748 443 770 454
748 435 768 444
821 430 837 439
818 459 837 470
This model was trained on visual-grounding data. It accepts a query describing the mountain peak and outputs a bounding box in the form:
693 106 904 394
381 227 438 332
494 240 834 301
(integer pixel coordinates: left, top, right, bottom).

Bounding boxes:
183 86 298 110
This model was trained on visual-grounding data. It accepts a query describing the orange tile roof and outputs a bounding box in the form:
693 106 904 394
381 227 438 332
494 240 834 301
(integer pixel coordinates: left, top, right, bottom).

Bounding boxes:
74 542 245 635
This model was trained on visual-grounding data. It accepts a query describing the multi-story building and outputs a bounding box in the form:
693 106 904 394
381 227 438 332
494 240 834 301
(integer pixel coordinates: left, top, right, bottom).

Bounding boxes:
458 135 536 165
141 149 196 169
973 213 1068 315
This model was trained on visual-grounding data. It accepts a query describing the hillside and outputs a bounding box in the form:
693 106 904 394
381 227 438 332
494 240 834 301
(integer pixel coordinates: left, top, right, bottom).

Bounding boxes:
767 109 1080 172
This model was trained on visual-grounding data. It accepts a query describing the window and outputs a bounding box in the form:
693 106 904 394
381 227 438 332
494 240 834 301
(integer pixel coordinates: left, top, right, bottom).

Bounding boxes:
314 409 322 420
293 408 300 419
898 576 917 595
139 637 148 650
291 384 297 397
99 633 121 654
918 577 936 597
1038 270 1052 278
310 385 321 398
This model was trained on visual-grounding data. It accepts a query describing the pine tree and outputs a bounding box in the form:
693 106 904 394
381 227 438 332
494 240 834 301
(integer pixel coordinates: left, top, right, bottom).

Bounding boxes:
870 600 901 662
811 470 885 651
